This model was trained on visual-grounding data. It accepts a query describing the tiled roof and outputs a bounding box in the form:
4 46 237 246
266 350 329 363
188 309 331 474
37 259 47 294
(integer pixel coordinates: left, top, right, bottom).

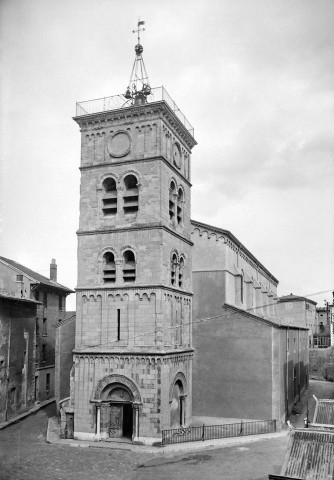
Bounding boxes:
0 256 74 293
281 429 334 480
312 398 334 426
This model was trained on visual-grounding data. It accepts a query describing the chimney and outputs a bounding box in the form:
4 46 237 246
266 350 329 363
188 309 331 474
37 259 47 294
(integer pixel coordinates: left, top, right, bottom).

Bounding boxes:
50 258 57 282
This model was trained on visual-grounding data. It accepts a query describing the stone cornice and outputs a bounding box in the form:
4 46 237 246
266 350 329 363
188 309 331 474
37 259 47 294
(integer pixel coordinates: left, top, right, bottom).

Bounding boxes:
191 219 279 286
77 223 193 246
73 348 194 357
73 101 197 150
75 284 193 297
79 155 192 188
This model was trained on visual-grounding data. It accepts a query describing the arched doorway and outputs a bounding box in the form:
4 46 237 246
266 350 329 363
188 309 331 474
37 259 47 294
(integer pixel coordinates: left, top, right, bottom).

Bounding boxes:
170 380 184 427
92 374 142 441
100 384 133 439
169 373 187 428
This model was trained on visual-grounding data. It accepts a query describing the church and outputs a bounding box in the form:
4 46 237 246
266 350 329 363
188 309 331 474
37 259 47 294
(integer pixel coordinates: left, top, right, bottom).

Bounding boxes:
62 24 308 444
68 24 195 444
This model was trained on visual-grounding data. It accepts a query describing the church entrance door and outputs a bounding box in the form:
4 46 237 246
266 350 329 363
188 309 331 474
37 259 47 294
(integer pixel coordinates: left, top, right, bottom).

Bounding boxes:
108 403 133 439
98 379 139 440
122 403 133 438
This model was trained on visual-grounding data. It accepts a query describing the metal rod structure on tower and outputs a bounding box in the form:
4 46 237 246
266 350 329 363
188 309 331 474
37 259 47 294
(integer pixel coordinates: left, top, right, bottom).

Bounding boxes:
124 20 151 105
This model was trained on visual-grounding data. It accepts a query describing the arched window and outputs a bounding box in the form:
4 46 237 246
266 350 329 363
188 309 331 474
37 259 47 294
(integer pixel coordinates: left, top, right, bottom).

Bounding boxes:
179 257 184 288
123 175 138 213
103 252 116 283
123 250 136 282
177 188 183 224
171 253 178 286
169 181 176 220
102 178 117 215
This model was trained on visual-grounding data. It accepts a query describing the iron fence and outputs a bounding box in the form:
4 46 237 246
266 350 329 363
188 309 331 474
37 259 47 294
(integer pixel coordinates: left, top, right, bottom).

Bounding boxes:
161 419 276 446
75 86 194 136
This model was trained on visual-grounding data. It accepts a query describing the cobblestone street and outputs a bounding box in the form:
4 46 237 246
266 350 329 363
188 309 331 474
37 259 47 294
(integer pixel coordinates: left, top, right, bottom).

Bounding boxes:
0 403 288 480
1 379 333 480
124 436 288 480
289 379 334 428
0 404 152 480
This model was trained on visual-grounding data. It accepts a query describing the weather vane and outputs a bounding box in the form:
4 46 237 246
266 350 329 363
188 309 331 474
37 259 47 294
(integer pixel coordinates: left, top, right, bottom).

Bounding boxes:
133 19 145 44
124 20 151 105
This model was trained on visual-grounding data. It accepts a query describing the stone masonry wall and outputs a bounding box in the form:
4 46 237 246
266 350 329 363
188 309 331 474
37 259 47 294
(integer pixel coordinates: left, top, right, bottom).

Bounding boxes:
73 352 192 438
310 346 334 379
0 299 36 423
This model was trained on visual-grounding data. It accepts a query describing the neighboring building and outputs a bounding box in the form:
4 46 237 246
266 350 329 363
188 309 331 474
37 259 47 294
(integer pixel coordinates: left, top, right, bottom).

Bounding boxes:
275 294 317 347
315 306 331 348
0 293 39 423
69 29 196 444
191 221 309 426
0 257 74 402
54 312 76 410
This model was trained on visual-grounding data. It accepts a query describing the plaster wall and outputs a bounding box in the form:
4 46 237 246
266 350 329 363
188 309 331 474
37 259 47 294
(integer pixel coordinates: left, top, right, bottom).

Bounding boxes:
0 299 36 422
192 272 274 420
0 262 33 299
55 318 75 406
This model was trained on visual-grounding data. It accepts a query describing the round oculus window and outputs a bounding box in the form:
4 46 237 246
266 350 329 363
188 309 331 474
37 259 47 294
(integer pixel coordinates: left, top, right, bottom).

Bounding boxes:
108 131 131 158
173 143 182 169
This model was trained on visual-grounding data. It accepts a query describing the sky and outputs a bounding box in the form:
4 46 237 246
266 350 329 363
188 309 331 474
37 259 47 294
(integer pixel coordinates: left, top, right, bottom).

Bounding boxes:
1 0 333 311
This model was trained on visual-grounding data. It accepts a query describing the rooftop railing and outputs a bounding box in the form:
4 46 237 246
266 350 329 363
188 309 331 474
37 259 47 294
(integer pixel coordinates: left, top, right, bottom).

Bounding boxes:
75 86 194 136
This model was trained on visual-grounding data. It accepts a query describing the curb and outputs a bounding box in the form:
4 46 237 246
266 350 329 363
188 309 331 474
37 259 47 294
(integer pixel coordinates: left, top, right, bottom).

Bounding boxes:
47 416 289 454
0 398 55 431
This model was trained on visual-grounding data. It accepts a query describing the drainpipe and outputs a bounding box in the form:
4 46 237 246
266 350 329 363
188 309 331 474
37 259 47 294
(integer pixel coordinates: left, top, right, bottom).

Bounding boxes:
5 309 12 422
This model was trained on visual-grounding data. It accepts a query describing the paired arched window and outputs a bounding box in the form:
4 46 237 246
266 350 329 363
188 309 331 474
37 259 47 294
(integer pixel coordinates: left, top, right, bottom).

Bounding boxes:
103 252 116 283
179 257 184 287
171 253 178 286
123 250 136 282
170 253 185 288
177 188 183 224
169 181 176 220
169 181 184 225
102 178 117 215
123 175 139 213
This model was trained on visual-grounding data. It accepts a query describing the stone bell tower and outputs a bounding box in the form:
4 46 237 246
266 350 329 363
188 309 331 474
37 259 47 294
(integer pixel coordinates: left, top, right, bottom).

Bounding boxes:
72 22 197 444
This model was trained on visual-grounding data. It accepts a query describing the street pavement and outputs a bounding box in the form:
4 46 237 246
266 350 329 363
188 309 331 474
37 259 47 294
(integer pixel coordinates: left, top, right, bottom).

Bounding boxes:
0 403 288 480
0 403 152 480
288 379 334 428
0 379 333 480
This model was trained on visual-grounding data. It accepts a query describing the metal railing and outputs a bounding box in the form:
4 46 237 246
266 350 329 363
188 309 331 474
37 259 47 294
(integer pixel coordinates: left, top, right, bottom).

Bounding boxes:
75 86 194 136
161 419 276 446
